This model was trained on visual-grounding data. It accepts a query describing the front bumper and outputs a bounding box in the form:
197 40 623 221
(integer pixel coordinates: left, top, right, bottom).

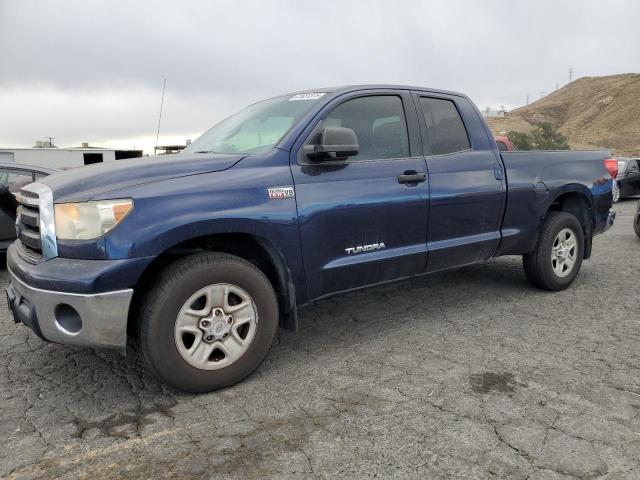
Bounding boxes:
7 267 133 350
605 209 616 232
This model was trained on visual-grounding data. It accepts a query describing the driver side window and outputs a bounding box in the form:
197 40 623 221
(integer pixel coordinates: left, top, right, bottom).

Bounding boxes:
322 95 410 161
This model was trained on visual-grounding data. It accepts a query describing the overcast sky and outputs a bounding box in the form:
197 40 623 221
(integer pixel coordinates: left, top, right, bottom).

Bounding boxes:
1 0 638 154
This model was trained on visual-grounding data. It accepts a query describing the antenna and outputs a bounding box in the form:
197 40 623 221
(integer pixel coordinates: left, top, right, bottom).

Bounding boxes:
154 78 167 155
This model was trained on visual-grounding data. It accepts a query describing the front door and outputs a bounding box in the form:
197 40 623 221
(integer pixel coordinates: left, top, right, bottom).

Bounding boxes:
291 92 430 300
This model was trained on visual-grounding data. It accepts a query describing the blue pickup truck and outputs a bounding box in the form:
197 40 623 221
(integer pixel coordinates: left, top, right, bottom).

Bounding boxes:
6 85 616 392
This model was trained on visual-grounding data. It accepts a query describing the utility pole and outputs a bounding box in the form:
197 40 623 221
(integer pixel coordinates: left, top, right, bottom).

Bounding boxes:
155 78 167 155
569 68 573 83
526 94 529 105
45 137 54 147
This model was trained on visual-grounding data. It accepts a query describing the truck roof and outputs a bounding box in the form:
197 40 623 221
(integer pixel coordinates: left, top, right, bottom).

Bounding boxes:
280 84 468 99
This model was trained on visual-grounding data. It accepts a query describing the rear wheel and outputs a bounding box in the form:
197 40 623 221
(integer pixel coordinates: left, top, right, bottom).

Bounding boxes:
523 212 584 291
634 202 640 239
138 252 278 393
612 183 621 203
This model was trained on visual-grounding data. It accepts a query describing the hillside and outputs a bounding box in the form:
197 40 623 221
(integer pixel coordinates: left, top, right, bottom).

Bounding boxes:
486 73 640 156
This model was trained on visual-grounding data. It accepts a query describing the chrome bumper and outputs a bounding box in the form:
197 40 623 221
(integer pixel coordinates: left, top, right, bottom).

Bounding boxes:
6 268 133 350
605 210 616 231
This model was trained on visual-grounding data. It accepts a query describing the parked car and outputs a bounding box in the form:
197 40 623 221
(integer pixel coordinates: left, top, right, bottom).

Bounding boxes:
634 201 640 239
612 157 640 202
6 85 616 392
494 135 517 152
0 163 59 251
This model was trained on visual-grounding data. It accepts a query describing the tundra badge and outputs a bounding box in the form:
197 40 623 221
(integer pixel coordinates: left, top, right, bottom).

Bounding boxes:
345 243 386 255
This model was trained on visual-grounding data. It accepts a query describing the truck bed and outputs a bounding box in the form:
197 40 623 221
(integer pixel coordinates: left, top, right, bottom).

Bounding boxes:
497 149 613 257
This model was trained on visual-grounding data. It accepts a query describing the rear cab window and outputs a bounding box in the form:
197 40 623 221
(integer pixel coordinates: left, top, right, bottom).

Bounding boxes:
418 97 471 155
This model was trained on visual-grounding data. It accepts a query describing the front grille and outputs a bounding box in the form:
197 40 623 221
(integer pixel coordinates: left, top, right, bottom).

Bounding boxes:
16 205 39 227
16 190 43 259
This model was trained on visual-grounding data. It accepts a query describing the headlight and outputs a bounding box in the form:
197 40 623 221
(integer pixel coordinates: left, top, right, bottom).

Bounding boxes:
54 199 133 240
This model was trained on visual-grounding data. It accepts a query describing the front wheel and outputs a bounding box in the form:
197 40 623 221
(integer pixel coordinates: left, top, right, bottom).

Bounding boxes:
634 202 640 239
523 212 584 291
138 252 278 393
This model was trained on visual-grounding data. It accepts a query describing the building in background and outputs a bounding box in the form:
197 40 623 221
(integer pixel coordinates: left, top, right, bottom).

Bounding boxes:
0 142 143 168
154 144 187 155
481 107 508 118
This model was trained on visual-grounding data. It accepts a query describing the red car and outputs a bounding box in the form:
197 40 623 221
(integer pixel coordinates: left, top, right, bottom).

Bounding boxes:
495 135 517 152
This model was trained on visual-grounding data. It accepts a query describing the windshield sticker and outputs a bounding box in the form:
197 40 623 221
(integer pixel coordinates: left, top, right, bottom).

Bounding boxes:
288 93 326 101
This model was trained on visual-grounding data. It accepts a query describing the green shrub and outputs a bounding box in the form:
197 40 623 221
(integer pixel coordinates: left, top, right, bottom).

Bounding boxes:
509 122 570 150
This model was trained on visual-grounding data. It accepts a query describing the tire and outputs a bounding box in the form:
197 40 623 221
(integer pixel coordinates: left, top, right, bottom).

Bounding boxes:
612 183 621 203
523 212 584 291
634 202 640 240
138 252 278 393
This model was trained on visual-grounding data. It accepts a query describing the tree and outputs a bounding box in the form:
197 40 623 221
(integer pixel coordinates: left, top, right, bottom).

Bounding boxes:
508 131 533 150
508 122 570 150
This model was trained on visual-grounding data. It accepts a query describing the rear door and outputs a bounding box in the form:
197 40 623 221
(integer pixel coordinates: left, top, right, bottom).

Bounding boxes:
414 93 506 272
291 91 430 300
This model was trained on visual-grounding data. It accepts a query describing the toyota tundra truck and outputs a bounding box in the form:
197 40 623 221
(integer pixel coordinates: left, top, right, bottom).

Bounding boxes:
6 85 617 392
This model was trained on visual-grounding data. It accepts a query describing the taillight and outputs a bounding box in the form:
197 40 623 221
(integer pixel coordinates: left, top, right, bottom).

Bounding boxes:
604 158 618 179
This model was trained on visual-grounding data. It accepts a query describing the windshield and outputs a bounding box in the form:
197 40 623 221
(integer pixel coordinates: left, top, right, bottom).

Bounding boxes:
185 93 326 155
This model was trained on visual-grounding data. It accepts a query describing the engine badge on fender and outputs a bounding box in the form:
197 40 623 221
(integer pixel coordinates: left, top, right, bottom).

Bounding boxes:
268 186 295 199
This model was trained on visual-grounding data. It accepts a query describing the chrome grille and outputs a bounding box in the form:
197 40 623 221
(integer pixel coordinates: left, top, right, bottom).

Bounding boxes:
16 191 43 259
15 183 57 261
16 205 39 228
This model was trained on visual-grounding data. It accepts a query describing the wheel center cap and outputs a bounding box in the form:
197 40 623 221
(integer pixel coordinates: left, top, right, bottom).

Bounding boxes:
557 244 568 258
212 320 230 336
200 313 232 340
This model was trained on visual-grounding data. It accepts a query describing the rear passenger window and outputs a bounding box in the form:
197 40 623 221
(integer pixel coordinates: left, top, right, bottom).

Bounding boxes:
419 97 470 155
322 95 410 161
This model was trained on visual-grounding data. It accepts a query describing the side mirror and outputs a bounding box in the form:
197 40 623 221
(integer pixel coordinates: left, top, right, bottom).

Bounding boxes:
304 126 359 160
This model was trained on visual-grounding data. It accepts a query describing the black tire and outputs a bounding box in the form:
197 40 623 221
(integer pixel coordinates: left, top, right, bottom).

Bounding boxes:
138 252 278 393
634 202 640 240
523 212 584 291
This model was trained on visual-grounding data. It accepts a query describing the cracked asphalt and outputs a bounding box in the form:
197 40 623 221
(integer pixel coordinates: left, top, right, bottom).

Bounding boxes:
1 199 640 479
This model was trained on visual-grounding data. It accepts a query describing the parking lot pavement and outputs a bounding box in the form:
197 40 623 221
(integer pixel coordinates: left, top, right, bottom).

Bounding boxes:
0 200 639 480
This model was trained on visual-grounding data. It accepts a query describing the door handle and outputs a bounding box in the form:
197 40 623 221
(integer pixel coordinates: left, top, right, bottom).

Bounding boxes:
397 171 427 185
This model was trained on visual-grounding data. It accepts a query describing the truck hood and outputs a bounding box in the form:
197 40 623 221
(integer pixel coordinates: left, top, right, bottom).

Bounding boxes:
41 153 245 202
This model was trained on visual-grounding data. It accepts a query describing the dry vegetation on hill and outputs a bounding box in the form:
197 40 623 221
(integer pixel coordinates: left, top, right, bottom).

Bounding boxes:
486 73 640 156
